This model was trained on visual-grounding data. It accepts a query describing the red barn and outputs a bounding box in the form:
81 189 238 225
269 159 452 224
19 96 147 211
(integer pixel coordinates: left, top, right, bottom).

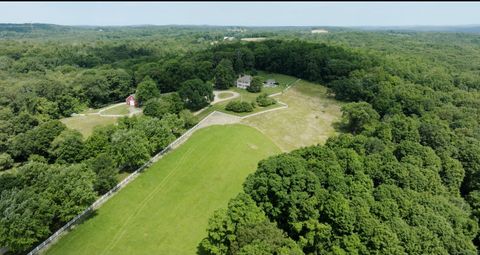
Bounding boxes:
126 95 138 107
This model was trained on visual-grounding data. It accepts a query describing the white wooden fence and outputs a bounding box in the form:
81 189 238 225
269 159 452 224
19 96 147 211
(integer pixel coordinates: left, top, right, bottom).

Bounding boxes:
26 111 216 255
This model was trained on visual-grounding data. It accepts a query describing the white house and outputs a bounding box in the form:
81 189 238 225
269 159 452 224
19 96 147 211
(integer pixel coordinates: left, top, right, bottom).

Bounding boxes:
236 75 252 89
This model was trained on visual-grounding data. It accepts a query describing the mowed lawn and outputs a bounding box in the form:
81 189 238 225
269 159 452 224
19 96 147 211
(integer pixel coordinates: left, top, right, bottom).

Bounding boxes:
45 124 280 255
242 79 344 152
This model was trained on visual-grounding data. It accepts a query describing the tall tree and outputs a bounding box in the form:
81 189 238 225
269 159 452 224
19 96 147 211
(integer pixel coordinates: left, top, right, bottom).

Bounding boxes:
0 188 53 254
49 129 85 164
87 153 119 194
340 102 380 135
246 76 263 93
214 59 236 90
178 79 214 110
135 76 160 106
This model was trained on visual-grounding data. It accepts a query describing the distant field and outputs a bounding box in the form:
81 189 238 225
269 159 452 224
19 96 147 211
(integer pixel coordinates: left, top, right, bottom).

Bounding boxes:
242 79 343 152
60 115 118 138
240 37 267 42
45 124 280 255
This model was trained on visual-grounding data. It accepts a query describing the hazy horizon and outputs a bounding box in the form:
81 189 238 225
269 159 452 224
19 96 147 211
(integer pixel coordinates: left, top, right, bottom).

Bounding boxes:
1 2 480 27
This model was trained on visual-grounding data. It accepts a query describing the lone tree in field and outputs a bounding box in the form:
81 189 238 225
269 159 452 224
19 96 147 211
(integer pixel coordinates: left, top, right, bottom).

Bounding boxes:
135 76 160 105
214 59 236 89
179 79 214 110
247 76 263 93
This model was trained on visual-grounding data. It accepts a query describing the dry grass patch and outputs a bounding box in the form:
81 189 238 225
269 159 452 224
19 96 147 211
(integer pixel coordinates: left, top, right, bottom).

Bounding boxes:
241 80 343 152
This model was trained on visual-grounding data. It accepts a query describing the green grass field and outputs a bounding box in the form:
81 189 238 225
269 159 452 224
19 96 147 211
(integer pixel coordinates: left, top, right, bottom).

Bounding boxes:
101 104 131 115
217 91 234 99
60 115 118 138
45 124 280 255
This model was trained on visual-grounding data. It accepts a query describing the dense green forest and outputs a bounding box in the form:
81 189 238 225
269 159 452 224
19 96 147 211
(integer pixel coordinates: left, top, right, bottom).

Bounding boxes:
199 34 480 253
1 24 480 254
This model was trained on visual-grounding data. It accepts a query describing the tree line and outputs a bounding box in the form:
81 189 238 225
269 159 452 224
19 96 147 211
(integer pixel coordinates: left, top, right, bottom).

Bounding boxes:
1 29 480 254
198 40 480 254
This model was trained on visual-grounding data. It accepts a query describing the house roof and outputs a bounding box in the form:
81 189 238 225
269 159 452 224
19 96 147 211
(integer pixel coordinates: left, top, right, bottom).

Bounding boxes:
237 75 252 83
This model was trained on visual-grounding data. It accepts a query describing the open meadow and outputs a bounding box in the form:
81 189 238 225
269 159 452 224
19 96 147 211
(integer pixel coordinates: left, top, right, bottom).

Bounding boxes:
60 103 139 137
60 114 119 138
45 124 280 255
242 79 344 152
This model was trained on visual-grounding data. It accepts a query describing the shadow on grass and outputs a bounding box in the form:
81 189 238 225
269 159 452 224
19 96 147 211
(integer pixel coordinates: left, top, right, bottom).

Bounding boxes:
332 121 345 133
196 240 209 255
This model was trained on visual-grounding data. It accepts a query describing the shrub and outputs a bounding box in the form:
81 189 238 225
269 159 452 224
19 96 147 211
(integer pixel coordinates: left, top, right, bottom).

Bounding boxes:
247 76 263 93
256 93 276 107
225 100 255 113
179 109 198 128
0 153 13 171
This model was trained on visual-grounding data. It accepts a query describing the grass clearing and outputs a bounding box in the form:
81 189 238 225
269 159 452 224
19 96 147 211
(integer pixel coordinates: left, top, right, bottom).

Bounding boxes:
60 115 118 138
61 103 139 137
242 79 344 152
101 104 131 115
217 91 234 99
45 124 280 255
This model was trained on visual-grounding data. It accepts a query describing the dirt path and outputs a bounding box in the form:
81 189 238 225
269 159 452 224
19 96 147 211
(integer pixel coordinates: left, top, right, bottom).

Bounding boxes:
238 79 300 119
212 90 240 104
71 103 142 118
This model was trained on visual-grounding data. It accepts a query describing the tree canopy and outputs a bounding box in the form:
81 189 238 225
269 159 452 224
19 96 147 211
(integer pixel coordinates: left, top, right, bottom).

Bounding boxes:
2 26 480 254
178 78 214 110
135 76 160 106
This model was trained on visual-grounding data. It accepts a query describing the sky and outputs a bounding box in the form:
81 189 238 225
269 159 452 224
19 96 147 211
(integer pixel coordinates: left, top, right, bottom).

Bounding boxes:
1 2 480 27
